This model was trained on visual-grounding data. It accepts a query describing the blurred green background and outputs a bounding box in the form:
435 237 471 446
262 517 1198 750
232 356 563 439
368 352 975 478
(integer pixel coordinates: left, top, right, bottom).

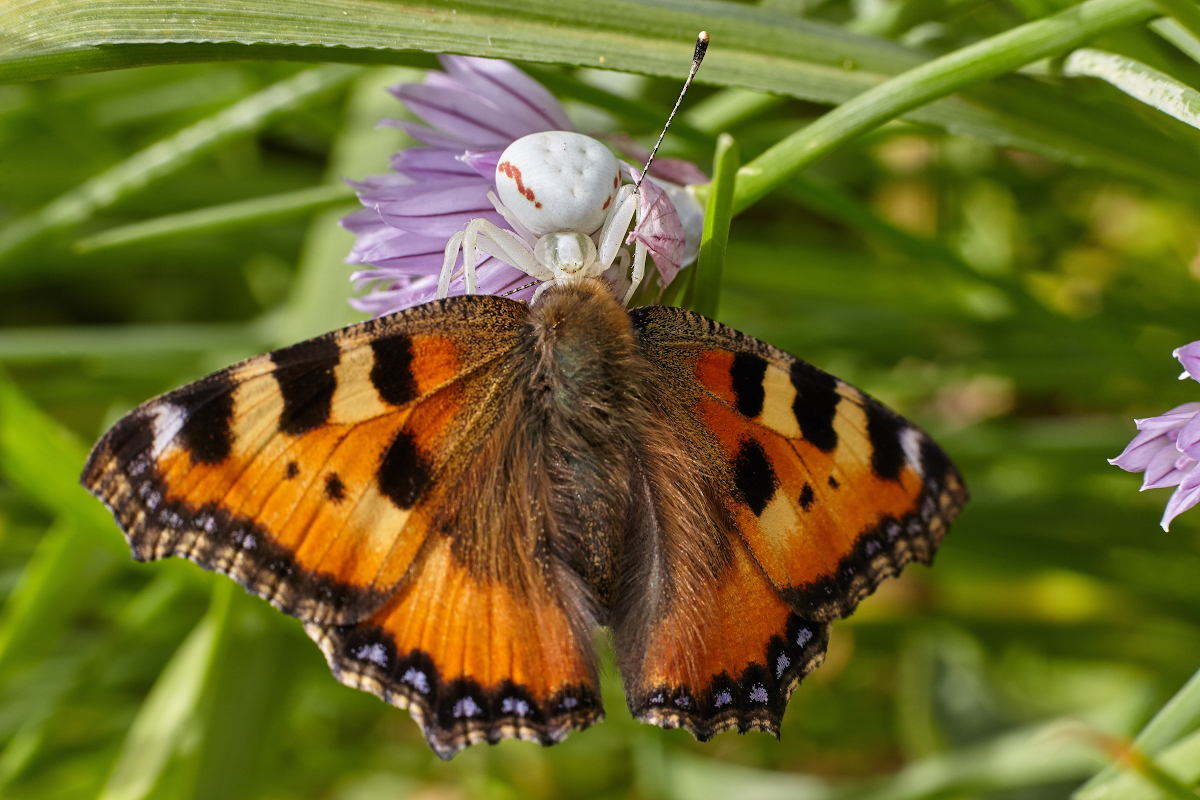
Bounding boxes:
3 0 1200 796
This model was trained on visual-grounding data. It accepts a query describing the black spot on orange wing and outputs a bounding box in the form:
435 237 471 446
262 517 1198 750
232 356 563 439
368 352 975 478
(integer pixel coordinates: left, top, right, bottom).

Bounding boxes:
272 337 340 435
789 361 839 452
325 473 346 502
285 461 299 479
866 402 906 481
828 475 840 489
730 352 767 417
799 483 814 510
378 429 433 509
176 374 236 464
733 438 776 516
371 335 418 406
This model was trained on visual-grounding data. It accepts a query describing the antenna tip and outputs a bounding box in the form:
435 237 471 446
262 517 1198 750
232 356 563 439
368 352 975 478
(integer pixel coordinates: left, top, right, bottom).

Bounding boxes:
698 30 709 42
694 31 709 62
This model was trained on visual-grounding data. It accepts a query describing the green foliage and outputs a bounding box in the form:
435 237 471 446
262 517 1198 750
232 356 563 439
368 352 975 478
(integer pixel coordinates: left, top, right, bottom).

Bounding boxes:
2 0 1200 797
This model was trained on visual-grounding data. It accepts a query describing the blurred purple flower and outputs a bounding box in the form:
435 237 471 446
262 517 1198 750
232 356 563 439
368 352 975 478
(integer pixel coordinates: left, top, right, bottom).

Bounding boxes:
342 57 705 316
1110 341 1200 530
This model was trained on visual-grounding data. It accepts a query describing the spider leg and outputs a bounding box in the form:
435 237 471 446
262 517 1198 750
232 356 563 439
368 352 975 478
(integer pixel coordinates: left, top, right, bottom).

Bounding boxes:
468 219 553 284
438 230 466 299
623 239 648 306
596 187 638 269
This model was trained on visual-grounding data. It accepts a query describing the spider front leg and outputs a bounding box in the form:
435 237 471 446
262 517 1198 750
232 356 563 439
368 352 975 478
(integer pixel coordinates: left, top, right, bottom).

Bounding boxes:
596 185 638 272
438 218 552 300
623 238 648 306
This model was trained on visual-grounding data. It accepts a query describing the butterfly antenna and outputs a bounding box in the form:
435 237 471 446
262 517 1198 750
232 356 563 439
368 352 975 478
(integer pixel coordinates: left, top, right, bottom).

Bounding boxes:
635 31 709 192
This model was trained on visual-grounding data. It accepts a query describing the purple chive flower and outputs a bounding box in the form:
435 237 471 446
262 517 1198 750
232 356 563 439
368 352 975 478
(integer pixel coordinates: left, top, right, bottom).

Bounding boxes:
342 56 705 316
1110 341 1200 530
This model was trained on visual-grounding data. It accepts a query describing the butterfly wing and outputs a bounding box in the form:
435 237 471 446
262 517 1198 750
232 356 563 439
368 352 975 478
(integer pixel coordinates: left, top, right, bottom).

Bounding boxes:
82 295 601 758
619 305 967 739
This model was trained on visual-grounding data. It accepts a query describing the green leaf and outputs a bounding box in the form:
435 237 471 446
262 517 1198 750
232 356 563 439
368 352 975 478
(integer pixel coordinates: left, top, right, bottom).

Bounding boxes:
691 133 740 319
1151 17 1200 64
0 64 361 272
98 580 233 800
73 184 357 254
1063 48 1200 130
730 0 1159 213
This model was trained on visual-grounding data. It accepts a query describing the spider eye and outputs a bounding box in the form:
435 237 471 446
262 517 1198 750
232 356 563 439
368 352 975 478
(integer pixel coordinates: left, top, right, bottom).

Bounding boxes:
495 132 620 237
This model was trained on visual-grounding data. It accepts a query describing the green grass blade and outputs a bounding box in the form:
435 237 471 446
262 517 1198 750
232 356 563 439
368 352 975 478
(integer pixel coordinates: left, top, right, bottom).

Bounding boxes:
1077 730 1200 800
98 580 233 800
1152 17 1200 63
0 375 125 554
0 321 276 362
73 184 357 254
1152 0 1200 41
0 64 361 271
0 518 115 677
691 134 740 319
731 0 1158 213
0 0 923 89
1063 48 1200 129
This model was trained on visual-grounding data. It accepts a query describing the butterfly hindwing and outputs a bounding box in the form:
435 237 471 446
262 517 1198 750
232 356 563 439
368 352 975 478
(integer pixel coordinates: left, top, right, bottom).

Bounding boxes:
82 295 604 757
618 305 967 738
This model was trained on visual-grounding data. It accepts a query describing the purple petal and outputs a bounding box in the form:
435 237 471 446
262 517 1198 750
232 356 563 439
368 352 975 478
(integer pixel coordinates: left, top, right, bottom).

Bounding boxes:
392 84 517 149
626 170 686 287
439 56 572 132
1177 412 1200 461
460 150 503 180
1143 442 1189 489
356 232 450 261
373 179 491 216
392 148 479 179
377 209 506 238
1161 464 1200 529
380 120 476 151
1110 432 1177 473
1175 341 1200 382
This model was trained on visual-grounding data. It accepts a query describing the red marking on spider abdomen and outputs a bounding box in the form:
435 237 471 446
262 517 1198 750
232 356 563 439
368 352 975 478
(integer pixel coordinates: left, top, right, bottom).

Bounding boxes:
498 162 541 208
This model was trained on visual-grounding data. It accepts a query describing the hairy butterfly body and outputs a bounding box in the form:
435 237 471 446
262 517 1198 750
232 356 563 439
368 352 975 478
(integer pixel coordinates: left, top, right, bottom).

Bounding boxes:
82 278 966 758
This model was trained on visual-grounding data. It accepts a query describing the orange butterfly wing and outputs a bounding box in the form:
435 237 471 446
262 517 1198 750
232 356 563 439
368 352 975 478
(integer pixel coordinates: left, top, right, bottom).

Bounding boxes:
619 305 967 739
82 296 601 758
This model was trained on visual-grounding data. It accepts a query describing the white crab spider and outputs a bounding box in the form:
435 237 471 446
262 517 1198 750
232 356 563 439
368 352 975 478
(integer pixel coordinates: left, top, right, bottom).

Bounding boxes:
438 31 710 307
438 130 648 306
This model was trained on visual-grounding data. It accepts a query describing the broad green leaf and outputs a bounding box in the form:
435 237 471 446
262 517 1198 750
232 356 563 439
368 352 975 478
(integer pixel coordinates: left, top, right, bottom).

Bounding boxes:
730 0 1159 212
1063 48 1200 130
0 64 361 271
691 133 739 319
98 580 233 800
73 184 357 253
1152 17 1200 63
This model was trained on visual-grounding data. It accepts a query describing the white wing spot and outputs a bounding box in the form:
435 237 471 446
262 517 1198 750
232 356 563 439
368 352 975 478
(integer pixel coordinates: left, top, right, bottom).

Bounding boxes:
796 627 813 648
453 696 482 718
865 539 881 556
776 653 791 678
502 697 531 717
900 427 925 477
649 693 664 705
150 403 188 458
749 684 769 704
402 668 430 694
352 643 389 668
714 690 732 707
674 695 691 708
560 696 578 709
886 521 901 540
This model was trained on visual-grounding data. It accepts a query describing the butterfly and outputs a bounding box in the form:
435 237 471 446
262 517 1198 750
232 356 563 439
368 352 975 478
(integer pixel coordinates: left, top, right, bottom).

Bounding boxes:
82 277 966 759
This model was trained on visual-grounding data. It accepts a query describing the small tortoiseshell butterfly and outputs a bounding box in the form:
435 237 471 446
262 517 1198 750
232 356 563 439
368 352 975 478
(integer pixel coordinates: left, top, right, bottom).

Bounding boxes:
82 277 966 758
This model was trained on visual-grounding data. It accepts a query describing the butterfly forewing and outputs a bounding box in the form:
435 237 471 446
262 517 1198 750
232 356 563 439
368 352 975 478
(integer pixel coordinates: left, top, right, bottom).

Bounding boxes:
619 304 967 739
